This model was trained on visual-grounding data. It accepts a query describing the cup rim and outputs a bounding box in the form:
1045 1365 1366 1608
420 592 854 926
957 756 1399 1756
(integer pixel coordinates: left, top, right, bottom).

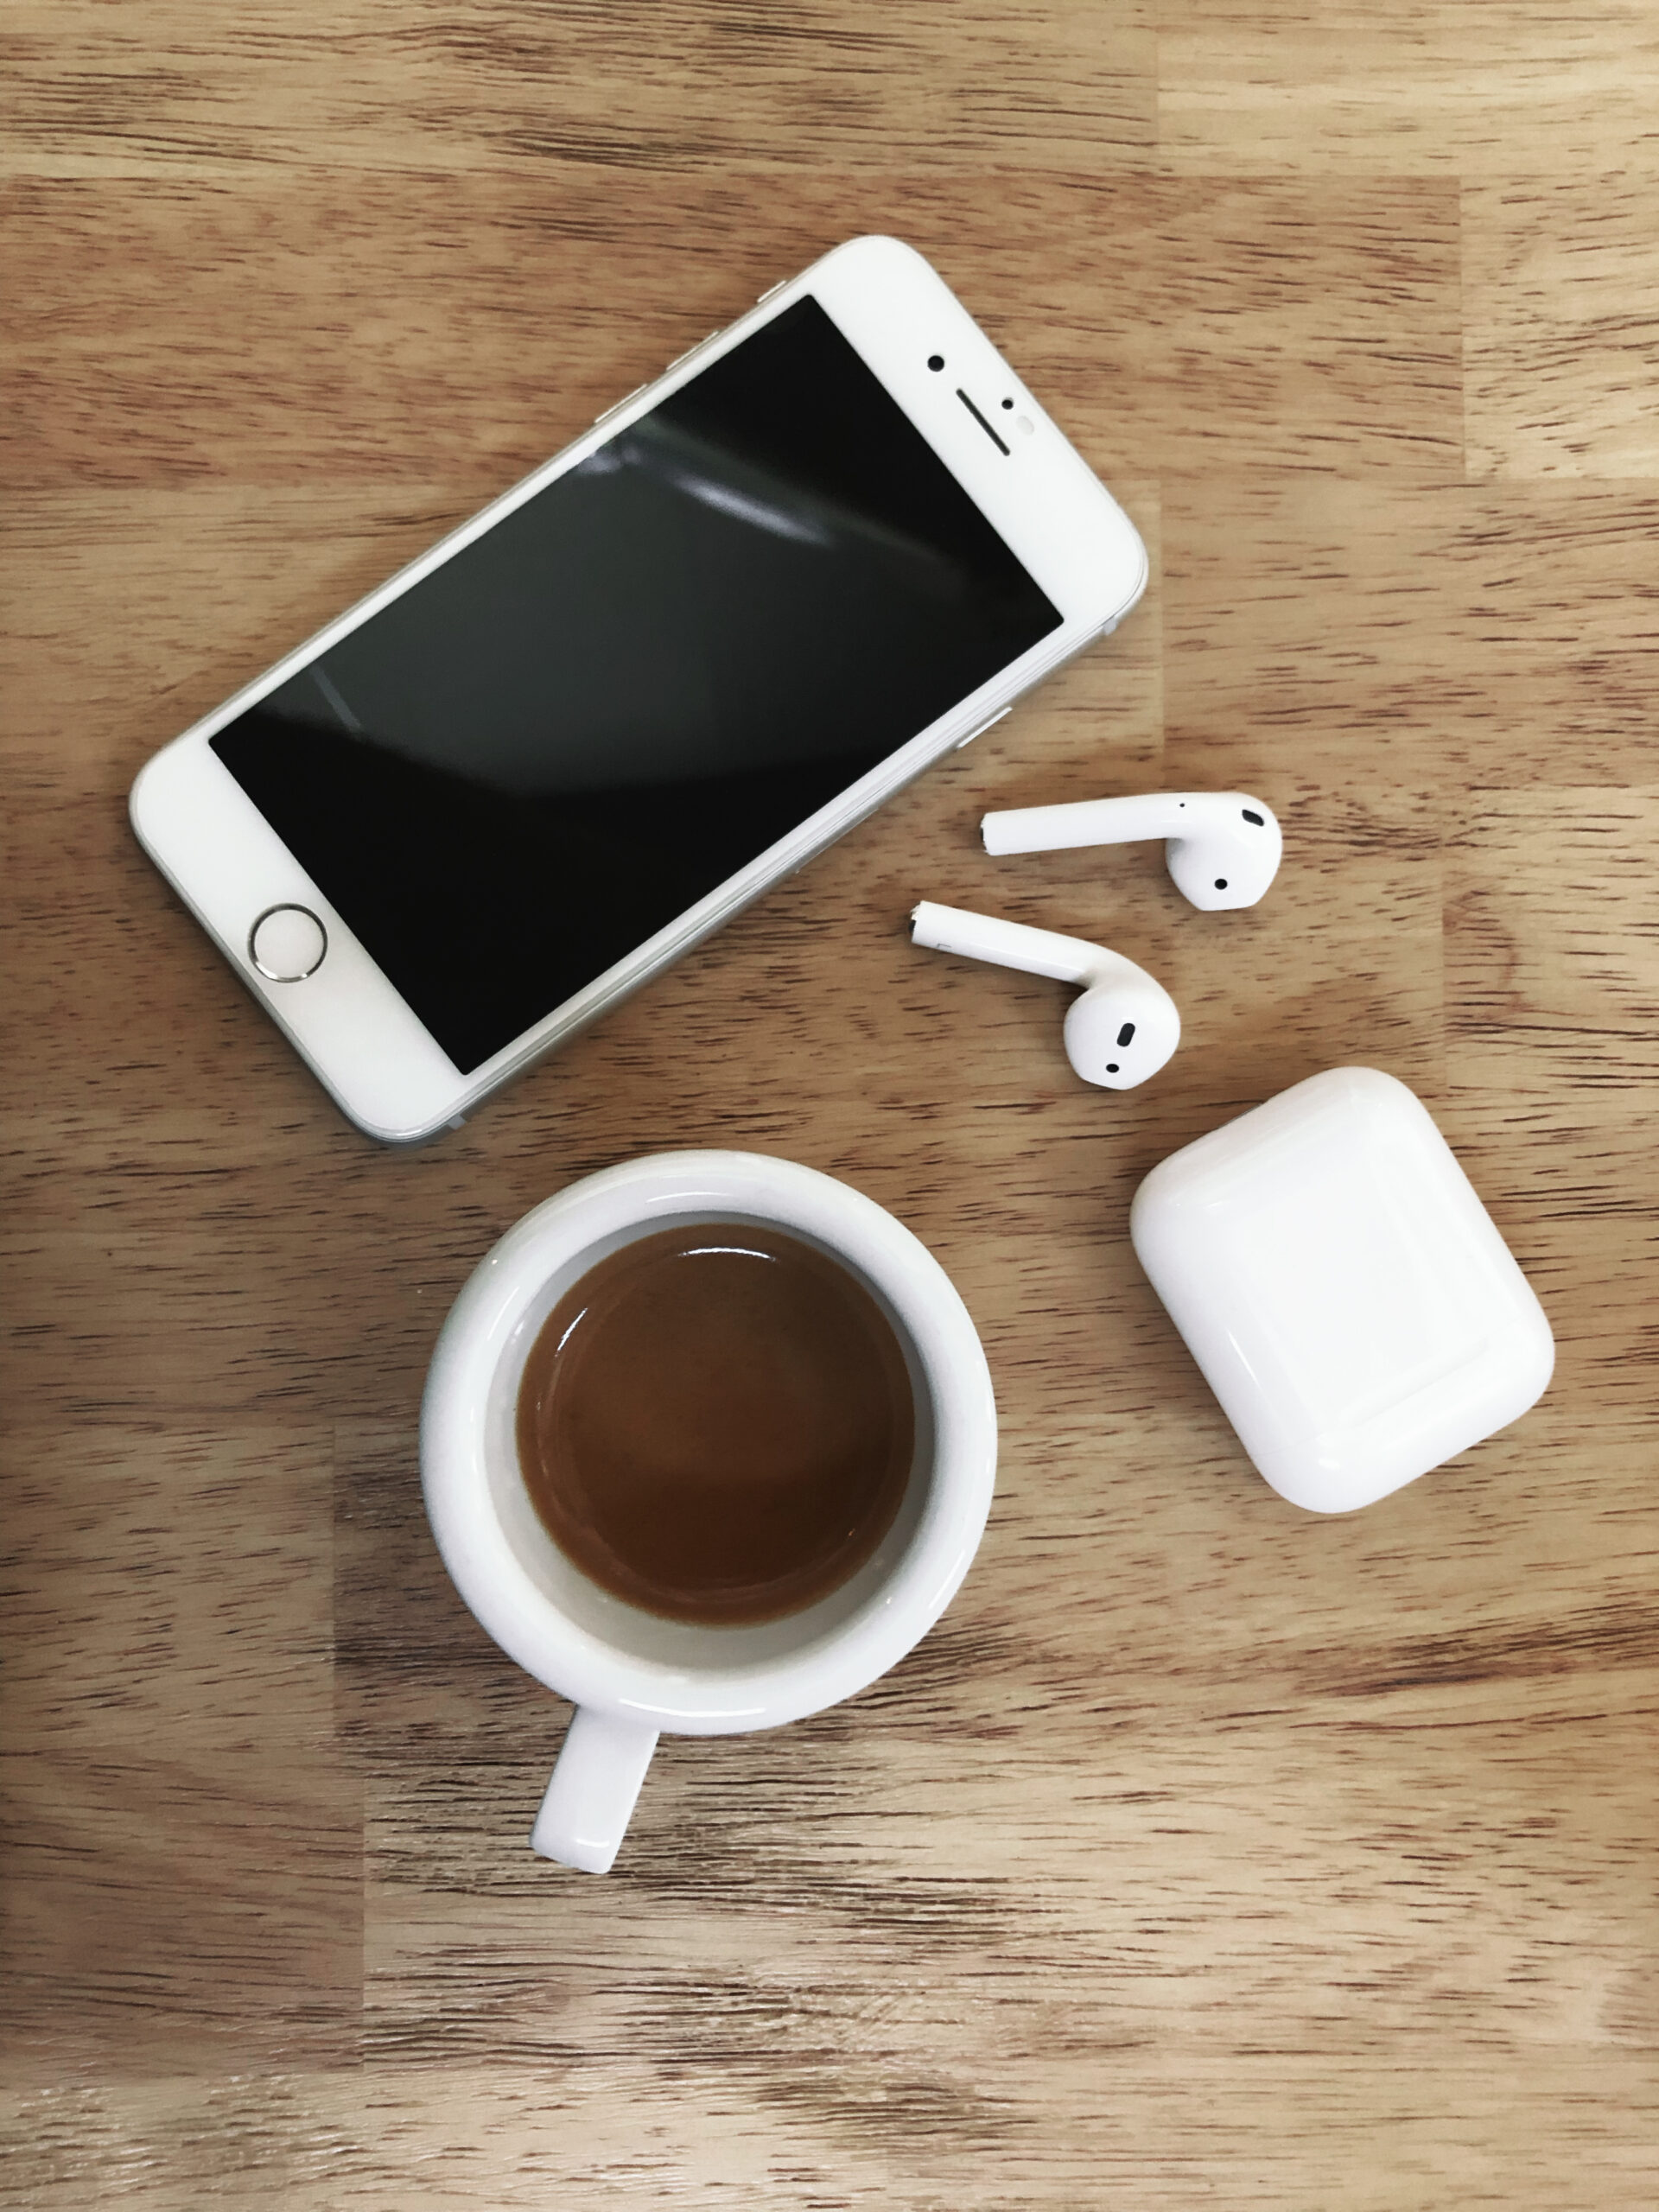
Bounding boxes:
419 1150 998 1735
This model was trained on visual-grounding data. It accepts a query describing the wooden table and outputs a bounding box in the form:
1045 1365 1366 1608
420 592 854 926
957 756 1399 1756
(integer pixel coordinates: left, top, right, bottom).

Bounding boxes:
6 5 1658 2203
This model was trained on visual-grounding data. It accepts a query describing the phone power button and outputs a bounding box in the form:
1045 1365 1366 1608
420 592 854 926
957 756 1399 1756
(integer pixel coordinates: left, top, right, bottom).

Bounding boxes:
249 904 327 982
955 707 1011 751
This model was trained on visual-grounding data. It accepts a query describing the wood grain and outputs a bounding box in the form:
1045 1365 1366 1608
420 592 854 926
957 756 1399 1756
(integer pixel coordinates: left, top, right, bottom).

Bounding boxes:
1157 1 1659 177
1465 180 1659 478
0 3 1157 181
5 3 1659 2205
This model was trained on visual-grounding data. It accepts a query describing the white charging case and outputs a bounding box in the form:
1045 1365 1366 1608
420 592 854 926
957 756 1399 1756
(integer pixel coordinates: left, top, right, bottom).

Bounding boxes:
1129 1067 1554 1512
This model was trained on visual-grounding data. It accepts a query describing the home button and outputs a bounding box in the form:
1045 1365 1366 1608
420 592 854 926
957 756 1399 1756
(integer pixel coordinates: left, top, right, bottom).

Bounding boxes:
249 904 327 982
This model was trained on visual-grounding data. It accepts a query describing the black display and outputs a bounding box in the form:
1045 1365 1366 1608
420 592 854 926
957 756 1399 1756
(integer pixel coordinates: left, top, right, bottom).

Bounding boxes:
213 296 1061 1072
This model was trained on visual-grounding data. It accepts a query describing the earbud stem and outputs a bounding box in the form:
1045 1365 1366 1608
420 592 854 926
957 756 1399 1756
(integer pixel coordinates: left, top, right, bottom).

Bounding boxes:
910 902 1113 989
982 793 1193 855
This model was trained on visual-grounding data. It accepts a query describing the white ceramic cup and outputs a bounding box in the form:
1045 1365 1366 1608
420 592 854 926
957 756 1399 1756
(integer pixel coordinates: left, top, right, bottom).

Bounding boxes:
420 1150 998 1873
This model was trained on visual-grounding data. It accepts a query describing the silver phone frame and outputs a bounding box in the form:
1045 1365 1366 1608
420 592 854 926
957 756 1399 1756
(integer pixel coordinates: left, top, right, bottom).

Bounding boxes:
130 234 1147 1142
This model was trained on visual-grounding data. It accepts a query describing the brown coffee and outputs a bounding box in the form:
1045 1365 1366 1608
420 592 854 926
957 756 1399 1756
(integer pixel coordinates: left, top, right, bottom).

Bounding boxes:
515 1223 915 1626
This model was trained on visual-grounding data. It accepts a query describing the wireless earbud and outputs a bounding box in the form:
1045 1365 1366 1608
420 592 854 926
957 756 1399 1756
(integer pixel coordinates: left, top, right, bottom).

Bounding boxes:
910 902 1180 1090
982 791 1282 912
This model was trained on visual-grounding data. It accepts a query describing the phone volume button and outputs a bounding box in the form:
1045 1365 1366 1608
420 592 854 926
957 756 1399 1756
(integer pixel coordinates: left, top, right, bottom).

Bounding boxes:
592 383 648 429
663 330 717 377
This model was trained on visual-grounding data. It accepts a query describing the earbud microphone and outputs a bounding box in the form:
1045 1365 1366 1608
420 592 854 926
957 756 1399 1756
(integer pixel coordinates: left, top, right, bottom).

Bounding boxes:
910 902 1180 1090
982 791 1282 912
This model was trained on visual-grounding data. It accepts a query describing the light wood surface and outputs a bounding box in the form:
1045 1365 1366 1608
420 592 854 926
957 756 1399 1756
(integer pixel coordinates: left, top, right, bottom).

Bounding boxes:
4 5 1658 2205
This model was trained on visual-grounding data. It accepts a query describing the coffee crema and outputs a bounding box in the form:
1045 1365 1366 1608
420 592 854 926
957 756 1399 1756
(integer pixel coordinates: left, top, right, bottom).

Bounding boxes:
515 1223 915 1626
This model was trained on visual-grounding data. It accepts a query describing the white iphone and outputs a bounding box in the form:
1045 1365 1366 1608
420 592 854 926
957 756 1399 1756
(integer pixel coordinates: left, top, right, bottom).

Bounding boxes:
130 235 1147 1142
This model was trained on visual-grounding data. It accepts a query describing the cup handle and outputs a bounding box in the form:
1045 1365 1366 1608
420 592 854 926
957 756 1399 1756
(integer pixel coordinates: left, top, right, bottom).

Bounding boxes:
530 1707 659 1873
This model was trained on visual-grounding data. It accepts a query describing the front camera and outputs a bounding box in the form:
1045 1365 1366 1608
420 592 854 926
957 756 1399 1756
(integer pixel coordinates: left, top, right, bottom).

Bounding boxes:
927 353 945 372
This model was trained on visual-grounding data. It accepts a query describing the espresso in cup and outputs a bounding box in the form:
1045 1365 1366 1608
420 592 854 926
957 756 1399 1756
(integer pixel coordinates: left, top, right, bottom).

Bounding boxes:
422 1150 996 1872
515 1224 914 1626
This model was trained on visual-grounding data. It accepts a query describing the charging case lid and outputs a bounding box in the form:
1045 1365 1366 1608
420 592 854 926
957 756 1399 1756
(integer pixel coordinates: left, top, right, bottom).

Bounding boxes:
1129 1067 1554 1513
